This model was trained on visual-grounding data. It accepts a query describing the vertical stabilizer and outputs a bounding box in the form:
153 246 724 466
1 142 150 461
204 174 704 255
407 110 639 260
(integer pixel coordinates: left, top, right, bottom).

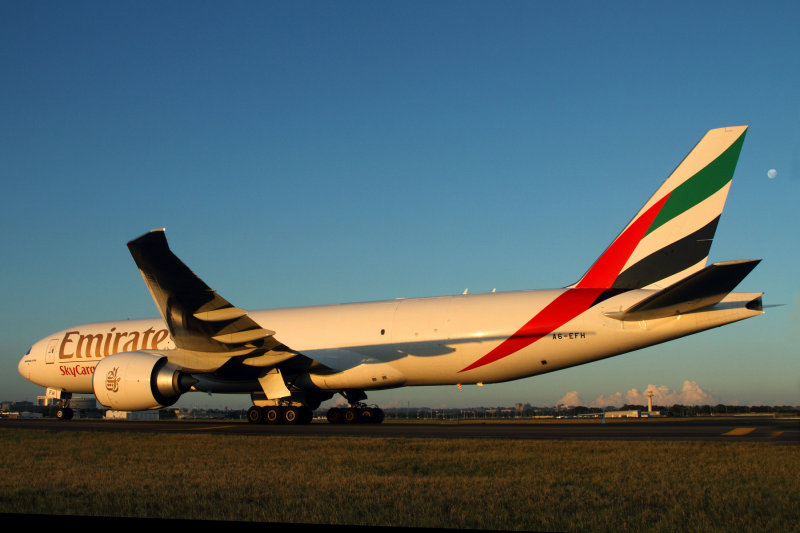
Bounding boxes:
572 126 747 290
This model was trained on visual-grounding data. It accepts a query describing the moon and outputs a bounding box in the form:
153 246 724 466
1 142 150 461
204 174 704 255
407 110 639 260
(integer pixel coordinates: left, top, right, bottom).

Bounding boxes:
767 169 777 179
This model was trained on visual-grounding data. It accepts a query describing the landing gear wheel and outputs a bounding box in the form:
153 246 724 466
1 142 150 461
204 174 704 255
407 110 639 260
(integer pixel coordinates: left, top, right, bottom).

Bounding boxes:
326 408 343 424
265 406 283 424
56 407 73 421
343 408 359 424
359 407 385 423
283 406 299 424
359 407 375 423
247 406 264 424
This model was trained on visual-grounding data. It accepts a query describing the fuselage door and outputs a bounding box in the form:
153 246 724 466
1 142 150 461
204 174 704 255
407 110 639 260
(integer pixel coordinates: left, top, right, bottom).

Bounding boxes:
45 339 59 364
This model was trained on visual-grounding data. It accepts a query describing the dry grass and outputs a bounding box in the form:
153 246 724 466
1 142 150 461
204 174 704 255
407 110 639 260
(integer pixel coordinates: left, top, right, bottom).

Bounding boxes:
1 429 798 530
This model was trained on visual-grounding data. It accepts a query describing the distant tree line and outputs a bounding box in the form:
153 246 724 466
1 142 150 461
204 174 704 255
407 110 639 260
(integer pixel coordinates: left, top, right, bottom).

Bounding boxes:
2 400 798 420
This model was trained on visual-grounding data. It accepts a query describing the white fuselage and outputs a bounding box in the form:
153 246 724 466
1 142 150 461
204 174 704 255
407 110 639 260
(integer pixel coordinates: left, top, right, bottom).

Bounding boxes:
18 287 762 396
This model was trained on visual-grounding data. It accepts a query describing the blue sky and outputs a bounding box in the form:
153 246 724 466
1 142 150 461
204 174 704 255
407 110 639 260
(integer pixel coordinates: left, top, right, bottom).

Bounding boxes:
2 1 798 410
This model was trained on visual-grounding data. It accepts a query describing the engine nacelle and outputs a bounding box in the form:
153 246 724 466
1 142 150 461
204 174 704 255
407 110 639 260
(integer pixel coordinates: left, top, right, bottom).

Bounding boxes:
92 351 191 410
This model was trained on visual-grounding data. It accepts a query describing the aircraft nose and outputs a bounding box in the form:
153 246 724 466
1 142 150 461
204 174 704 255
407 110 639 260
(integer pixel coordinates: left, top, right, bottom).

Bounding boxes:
18 352 31 380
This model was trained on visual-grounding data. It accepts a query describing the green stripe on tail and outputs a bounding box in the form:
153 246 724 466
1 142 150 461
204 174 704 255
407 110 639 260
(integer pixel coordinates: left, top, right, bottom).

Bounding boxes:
646 131 746 236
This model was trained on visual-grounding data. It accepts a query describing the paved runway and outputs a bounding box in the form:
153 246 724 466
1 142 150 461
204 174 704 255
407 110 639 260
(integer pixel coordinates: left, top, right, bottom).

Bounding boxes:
3 417 798 444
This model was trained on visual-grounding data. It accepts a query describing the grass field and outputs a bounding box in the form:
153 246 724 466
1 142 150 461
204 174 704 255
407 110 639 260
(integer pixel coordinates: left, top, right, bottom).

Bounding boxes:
1 428 798 531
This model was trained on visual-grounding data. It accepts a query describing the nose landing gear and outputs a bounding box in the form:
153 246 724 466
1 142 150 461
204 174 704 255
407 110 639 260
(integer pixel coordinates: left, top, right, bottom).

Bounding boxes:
47 388 74 421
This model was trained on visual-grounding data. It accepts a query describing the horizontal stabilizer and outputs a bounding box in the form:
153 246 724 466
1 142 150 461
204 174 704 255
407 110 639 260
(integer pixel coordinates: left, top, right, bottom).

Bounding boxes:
605 259 760 321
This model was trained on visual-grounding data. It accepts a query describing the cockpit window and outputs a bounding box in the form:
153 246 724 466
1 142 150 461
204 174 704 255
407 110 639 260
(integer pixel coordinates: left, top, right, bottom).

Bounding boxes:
26 347 31 355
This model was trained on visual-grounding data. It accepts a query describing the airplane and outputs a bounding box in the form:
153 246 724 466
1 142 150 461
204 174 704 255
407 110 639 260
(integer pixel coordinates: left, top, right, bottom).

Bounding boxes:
18 125 763 424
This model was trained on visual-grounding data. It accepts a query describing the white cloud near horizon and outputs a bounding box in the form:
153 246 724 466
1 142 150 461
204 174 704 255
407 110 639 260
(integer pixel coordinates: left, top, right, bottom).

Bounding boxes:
557 381 718 408
557 391 582 407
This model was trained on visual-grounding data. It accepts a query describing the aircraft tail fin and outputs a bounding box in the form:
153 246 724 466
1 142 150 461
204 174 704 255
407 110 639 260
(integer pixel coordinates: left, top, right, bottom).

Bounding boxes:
572 126 748 290
605 259 761 321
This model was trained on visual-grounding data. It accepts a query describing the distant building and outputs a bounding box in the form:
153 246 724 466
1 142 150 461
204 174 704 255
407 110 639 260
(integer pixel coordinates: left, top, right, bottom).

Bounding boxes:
104 410 159 420
605 410 641 418
37 396 96 409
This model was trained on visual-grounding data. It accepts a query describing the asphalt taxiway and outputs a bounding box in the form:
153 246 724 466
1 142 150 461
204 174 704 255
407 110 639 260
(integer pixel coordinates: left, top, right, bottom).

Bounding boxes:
2 417 798 444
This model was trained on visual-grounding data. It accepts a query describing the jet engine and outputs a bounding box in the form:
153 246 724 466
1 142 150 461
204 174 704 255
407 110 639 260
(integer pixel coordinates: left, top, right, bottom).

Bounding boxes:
92 351 195 410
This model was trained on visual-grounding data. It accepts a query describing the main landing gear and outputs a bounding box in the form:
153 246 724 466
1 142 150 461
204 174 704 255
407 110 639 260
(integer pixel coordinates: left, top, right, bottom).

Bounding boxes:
245 390 384 425
246 404 314 425
326 404 385 424
245 403 385 424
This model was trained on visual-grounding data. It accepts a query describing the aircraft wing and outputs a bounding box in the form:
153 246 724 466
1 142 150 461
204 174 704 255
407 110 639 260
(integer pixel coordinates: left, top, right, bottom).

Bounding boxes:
127 229 299 366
